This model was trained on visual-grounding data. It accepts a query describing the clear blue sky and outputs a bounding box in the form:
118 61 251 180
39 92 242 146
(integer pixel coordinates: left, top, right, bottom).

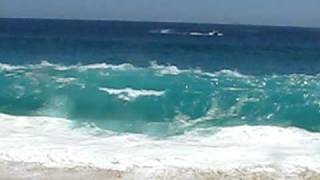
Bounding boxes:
1 0 319 27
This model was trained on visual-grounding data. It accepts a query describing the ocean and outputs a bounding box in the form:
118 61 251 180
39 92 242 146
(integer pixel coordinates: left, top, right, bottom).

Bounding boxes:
0 18 320 179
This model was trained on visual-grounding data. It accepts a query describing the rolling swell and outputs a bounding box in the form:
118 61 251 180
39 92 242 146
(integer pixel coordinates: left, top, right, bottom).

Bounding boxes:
0 61 320 135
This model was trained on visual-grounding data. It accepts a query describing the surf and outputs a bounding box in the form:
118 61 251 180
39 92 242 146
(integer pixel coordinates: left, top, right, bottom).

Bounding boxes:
0 112 320 179
0 61 320 135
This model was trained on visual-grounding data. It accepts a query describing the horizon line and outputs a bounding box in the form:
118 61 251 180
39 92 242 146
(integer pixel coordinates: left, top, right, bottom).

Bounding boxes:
0 16 319 30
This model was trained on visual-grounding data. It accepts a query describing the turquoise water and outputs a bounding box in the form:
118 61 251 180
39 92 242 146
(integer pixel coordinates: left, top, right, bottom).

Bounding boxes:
1 61 320 136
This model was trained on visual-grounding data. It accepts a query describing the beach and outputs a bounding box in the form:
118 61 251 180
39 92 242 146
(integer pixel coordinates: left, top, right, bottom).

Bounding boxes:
1 161 320 180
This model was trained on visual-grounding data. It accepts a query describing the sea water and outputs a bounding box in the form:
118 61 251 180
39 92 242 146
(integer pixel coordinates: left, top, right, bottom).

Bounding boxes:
0 18 320 177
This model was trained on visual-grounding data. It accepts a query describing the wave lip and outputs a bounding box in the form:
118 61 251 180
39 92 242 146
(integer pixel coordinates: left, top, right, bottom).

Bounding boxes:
0 60 249 78
150 61 184 75
99 87 165 101
0 61 137 72
0 63 25 71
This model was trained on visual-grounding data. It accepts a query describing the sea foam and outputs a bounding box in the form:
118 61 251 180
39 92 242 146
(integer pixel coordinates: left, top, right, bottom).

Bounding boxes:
0 61 137 72
0 113 320 173
0 60 249 79
99 87 165 101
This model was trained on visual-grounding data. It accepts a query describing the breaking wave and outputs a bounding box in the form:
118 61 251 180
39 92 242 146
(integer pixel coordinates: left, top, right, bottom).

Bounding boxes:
0 113 320 173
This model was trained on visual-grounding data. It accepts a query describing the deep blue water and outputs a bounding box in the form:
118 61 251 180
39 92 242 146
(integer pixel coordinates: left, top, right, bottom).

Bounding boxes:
1 18 320 74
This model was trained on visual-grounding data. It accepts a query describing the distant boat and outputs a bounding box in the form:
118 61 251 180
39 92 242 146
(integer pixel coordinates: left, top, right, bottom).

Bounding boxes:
189 30 223 37
150 29 223 37
210 30 224 36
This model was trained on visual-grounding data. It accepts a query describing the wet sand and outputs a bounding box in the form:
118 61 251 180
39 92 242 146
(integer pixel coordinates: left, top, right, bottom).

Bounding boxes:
0 161 123 180
1 161 319 180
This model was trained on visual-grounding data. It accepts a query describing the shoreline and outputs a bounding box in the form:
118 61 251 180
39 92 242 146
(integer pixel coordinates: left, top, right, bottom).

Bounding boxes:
1 161 319 180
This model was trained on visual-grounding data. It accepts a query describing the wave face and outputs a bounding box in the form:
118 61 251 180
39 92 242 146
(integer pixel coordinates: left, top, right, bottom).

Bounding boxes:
1 61 320 136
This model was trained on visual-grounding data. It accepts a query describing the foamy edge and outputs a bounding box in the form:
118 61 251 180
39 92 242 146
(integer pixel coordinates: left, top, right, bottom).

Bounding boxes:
0 113 320 173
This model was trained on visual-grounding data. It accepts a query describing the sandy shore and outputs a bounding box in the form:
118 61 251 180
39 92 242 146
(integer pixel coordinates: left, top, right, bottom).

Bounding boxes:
0 161 122 180
1 161 320 180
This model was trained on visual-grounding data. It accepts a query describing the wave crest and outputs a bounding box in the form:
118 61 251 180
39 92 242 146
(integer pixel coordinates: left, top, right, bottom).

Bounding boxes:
99 87 165 101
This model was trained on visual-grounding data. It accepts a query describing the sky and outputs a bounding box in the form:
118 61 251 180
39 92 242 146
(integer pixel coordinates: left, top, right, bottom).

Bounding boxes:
0 0 319 27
